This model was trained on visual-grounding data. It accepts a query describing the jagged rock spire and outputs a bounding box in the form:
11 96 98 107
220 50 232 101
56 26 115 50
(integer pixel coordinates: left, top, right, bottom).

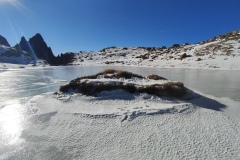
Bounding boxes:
0 35 11 47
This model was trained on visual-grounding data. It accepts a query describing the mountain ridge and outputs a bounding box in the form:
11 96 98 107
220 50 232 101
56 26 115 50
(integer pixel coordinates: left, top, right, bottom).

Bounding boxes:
0 29 240 68
70 30 240 70
14 33 73 65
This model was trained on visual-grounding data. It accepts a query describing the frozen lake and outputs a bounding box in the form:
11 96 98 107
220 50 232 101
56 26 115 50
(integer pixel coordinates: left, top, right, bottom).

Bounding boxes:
1 66 240 102
0 66 240 159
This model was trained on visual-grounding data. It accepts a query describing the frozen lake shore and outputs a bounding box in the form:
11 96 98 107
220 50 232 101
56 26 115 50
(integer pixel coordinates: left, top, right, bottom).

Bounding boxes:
0 66 240 159
1 89 238 159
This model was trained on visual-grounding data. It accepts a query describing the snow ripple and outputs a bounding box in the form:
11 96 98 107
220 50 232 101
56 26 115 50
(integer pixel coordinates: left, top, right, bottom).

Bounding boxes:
2 91 240 159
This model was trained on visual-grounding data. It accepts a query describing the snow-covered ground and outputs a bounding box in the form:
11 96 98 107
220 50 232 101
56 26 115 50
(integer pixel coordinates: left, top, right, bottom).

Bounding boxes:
1 30 240 159
1 31 240 70
0 60 49 70
0 45 35 65
0 66 239 159
1 88 239 159
70 31 240 70
71 47 240 70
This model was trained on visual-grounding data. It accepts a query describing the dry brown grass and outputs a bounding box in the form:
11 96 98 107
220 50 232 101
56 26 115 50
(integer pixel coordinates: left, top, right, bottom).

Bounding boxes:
116 70 143 79
59 81 186 98
179 53 187 60
117 70 124 75
95 69 143 79
98 69 116 75
194 51 204 56
163 82 185 97
137 84 165 96
59 85 71 92
147 74 167 80
226 50 232 56
59 70 186 98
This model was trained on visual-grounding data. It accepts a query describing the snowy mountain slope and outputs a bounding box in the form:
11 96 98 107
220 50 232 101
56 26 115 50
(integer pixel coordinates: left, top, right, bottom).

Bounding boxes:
0 45 35 64
0 35 35 64
0 44 9 54
71 30 240 70
0 33 72 66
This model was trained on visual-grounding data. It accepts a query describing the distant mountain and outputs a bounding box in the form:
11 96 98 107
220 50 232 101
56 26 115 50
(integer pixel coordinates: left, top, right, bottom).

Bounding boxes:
70 30 240 69
0 35 10 47
0 35 34 64
15 33 74 65
0 33 74 65
15 33 55 63
29 33 56 61
1 30 240 68
16 36 29 53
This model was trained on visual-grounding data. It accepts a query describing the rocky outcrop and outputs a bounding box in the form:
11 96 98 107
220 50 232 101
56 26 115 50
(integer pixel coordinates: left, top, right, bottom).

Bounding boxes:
179 53 187 60
59 69 186 98
0 35 10 47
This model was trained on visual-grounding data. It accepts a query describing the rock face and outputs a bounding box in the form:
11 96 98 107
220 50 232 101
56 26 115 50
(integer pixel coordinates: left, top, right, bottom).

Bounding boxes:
16 33 55 64
59 69 186 98
0 33 74 65
15 33 74 65
17 36 29 51
29 33 56 62
0 35 10 47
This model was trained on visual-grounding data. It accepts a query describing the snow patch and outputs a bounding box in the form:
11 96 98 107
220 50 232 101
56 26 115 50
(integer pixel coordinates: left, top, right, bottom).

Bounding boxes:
27 89 202 124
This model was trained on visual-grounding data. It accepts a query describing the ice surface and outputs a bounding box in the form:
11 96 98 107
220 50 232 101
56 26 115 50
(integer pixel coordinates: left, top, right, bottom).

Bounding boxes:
0 64 240 159
1 89 238 159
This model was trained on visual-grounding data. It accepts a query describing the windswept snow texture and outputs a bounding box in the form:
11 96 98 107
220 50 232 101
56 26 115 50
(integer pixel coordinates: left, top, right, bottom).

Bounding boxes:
2 90 240 160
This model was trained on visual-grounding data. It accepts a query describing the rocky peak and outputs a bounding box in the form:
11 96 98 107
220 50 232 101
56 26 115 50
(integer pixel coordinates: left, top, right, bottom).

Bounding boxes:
15 33 55 62
0 35 10 47
1 33 73 65
28 33 55 61
17 36 29 51
29 33 48 48
20 36 27 42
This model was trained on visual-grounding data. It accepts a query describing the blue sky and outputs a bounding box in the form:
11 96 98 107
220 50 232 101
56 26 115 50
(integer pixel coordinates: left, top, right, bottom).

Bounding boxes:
0 0 240 55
